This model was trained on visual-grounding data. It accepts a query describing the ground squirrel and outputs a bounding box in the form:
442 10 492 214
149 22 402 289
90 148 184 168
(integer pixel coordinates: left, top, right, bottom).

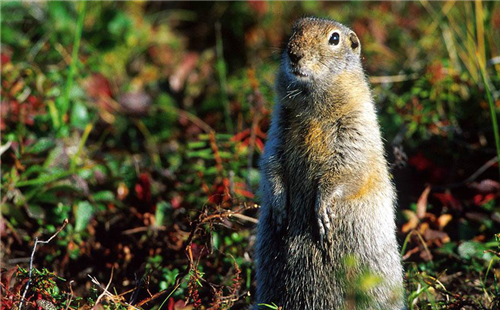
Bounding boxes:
255 18 405 309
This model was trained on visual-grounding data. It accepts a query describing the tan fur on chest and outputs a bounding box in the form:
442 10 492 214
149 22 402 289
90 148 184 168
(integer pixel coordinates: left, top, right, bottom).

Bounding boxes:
346 167 383 201
304 119 330 160
287 118 332 162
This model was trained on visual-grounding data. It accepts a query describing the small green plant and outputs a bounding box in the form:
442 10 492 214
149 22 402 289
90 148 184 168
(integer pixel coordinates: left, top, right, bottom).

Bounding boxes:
258 302 281 310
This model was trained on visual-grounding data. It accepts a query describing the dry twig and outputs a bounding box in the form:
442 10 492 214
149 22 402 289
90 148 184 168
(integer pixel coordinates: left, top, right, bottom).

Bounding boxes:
64 280 75 310
19 219 69 310
90 269 115 310
134 203 258 307
369 73 419 84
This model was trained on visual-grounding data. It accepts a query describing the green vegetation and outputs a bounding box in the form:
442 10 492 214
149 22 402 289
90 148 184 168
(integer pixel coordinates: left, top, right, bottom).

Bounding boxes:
1 1 499 309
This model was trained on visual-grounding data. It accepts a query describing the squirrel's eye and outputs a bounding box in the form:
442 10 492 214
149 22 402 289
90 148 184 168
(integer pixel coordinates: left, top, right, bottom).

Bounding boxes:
329 32 340 45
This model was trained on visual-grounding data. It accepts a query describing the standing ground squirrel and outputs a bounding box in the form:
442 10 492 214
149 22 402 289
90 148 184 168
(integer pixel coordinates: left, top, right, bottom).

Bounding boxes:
255 18 405 309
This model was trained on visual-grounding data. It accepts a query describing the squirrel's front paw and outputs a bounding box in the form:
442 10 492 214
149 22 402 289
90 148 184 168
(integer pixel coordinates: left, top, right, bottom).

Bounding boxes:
315 187 343 244
316 205 332 244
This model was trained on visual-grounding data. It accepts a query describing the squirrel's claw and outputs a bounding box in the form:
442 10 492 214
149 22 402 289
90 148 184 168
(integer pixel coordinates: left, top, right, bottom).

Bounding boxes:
316 202 332 244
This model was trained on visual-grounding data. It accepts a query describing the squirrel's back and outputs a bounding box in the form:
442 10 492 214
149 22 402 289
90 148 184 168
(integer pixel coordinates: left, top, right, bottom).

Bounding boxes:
255 17 405 310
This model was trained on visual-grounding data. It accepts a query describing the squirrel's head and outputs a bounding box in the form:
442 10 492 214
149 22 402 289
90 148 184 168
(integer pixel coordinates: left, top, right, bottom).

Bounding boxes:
277 18 364 104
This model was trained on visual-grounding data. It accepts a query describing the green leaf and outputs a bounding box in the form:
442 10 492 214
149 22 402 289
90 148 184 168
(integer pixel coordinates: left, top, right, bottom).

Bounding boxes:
47 99 60 129
165 268 179 287
16 171 73 187
458 241 487 260
198 133 233 140
1 201 26 224
43 146 64 169
92 191 115 202
34 192 59 204
258 303 280 310
27 204 45 219
212 232 220 250
26 138 55 154
70 101 90 130
21 165 46 180
155 201 171 227
218 151 232 159
108 11 132 36
204 166 219 175
436 242 457 256
247 168 261 188
186 148 213 159
74 201 94 232
187 141 207 149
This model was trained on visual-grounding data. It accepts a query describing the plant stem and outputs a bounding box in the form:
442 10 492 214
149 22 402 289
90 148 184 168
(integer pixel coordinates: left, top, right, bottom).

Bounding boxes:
479 62 500 182
59 1 87 133
70 123 93 172
215 22 233 133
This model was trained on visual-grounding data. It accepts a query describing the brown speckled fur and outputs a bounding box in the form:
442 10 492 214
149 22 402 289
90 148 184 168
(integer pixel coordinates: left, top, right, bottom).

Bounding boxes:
255 18 405 310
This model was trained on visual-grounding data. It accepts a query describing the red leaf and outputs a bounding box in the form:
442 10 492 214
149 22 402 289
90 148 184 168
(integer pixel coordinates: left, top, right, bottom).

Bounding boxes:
416 186 431 219
255 125 267 139
423 228 450 244
255 138 264 152
168 298 175 310
474 193 497 206
242 137 251 147
175 300 191 310
248 0 268 15
171 195 182 209
230 128 250 142
0 266 18 292
169 52 199 92
1 53 10 65
433 192 461 210
234 188 255 199
408 152 433 171
135 173 151 202
84 73 113 98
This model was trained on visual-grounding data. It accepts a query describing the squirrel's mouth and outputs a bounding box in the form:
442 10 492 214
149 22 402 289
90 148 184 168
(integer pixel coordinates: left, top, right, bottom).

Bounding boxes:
290 67 311 79
291 68 309 77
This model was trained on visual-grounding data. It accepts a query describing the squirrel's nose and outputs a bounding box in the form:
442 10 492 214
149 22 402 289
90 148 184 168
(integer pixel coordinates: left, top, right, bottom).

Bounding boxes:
288 50 302 65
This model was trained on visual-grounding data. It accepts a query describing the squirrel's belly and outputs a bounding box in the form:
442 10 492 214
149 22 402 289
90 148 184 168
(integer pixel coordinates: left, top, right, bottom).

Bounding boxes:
257 211 403 310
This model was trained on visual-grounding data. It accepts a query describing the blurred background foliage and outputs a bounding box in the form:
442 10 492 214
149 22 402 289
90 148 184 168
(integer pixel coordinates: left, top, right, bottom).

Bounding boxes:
1 1 500 309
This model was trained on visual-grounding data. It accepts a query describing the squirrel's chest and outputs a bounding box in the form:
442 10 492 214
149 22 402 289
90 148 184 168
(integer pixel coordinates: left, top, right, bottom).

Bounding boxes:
283 119 335 169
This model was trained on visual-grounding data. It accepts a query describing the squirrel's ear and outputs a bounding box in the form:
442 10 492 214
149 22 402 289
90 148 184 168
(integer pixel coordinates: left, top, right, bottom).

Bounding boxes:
349 32 361 54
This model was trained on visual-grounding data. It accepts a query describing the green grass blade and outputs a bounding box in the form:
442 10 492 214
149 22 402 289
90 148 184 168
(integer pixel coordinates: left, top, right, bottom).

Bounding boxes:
215 22 233 133
15 171 74 188
479 59 500 182
59 1 87 133
70 123 93 172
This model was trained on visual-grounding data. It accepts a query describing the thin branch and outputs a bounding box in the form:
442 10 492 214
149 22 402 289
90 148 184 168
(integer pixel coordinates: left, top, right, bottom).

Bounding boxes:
19 219 69 310
175 108 213 134
91 269 114 310
434 155 499 190
64 280 75 310
369 73 419 84
229 213 258 224
88 272 140 309
122 226 166 235
464 155 499 184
